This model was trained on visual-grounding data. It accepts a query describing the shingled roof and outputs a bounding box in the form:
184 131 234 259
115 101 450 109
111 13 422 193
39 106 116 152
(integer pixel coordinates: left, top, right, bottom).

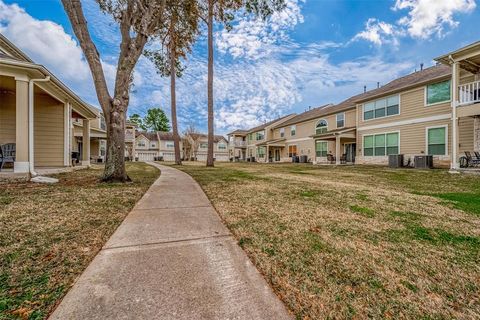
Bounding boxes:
136 131 159 141
188 133 227 143
247 114 295 134
157 131 175 141
227 129 249 135
355 64 451 103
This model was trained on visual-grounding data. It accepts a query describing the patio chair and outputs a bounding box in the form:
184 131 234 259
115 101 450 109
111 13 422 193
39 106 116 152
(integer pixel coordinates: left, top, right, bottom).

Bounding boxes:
340 153 347 164
465 151 480 167
327 153 336 164
0 143 16 171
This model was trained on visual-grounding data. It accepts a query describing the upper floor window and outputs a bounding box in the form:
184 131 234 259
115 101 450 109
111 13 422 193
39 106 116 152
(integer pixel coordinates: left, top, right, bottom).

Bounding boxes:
280 128 285 138
256 130 265 141
315 119 328 134
426 80 451 105
218 143 227 150
150 143 156 148
363 95 399 120
100 116 106 130
336 113 345 128
137 140 146 147
290 125 296 136
166 142 174 148
200 142 208 149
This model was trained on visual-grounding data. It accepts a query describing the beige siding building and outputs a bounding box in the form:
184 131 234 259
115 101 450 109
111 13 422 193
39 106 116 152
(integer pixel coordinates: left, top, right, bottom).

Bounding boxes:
184 133 229 162
0 34 97 176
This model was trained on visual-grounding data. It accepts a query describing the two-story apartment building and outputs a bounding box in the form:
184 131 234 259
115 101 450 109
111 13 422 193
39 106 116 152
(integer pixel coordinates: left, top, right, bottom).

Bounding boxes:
355 40 480 169
227 129 248 161
271 102 361 164
245 114 296 162
157 131 183 161
183 133 229 161
0 33 98 176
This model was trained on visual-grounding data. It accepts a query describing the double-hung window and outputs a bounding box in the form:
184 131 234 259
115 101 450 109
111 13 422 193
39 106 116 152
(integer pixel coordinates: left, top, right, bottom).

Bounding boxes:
200 142 208 149
280 128 285 138
315 141 328 157
363 95 399 120
291 125 296 136
427 127 446 155
336 113 345 128
426 80 451 105
166 142 174 148
257 146 266 158
256 130 265 141
218 143 227 150
363 133 399 156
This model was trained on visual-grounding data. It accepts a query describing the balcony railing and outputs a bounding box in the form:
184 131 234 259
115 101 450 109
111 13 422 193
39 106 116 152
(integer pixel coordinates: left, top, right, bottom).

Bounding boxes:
459 80 480 106
231 141 247 147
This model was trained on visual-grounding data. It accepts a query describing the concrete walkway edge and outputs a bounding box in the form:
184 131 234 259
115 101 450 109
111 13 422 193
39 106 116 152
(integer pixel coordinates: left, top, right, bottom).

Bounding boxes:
50 162 292 320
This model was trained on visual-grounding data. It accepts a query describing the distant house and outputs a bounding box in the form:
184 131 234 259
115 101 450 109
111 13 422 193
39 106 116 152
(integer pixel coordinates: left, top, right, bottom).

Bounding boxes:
0 33 98 176
183 133 229 162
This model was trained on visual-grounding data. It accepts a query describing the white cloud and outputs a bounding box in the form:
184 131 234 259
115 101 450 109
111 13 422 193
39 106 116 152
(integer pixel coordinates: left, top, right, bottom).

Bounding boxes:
215 0 304 59
0 0 118 106
0 1 91 81
352 18 400 46
354 0 476 45
394 0 476 38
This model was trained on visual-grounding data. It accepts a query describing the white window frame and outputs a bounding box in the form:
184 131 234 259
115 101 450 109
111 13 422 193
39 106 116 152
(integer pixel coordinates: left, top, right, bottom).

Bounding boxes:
166 141 174 148
315 119 328 135
218 143 227 150
362 94 401 122
315 140 328 158
336 112 345 128
424 80 452 107
362 131 401 157
290 125 296 136
425 125 448 156
200 142 208 149
280 128 285 138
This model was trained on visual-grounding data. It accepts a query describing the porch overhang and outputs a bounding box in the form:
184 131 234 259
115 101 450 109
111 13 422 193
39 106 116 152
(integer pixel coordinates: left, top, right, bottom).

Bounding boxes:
435 41 480 73
0 58 97 119
311 127 356 140
256 138 286 147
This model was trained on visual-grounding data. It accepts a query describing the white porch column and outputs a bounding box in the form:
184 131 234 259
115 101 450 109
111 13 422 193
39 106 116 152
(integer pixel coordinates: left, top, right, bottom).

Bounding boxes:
82 119 90 166
335 136 341 165
64 102 71 166
266 145 269 162
451 61 460 170
14 79 29 173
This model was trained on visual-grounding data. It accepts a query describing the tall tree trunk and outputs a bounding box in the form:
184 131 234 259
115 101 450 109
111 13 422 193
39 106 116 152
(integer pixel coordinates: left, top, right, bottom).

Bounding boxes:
206 0 215 167
103 102 130 182
170 25 182 165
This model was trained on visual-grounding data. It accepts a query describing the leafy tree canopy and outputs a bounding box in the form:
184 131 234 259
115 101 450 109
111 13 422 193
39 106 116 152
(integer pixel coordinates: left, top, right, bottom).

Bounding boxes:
143 108 171 132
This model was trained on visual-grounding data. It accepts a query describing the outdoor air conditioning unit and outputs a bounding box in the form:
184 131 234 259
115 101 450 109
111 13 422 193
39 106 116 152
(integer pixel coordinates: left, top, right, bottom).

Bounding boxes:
414 155 433 169
388 154 404 168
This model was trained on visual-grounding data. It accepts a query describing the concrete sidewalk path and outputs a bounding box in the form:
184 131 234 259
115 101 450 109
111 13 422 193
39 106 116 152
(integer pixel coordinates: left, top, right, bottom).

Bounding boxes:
50 163 292 320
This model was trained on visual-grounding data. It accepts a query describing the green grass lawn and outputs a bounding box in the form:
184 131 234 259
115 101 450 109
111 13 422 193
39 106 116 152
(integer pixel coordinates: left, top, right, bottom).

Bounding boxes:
0 163 159 320
174 162 480 319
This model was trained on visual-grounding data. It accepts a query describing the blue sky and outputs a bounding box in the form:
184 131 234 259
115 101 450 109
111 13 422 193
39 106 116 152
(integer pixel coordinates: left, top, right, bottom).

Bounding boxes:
1 0 478 134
